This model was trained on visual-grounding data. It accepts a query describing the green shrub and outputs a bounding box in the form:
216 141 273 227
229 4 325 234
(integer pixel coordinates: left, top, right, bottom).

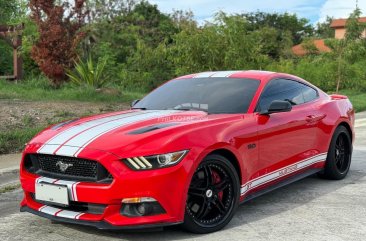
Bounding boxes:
67 56 109 89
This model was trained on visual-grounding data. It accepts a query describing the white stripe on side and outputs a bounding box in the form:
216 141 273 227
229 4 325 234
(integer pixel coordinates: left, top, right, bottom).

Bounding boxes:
240 153 327 195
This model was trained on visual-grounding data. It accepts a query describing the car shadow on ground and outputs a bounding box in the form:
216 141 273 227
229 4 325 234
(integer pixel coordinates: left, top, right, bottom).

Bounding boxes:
60 155 366 241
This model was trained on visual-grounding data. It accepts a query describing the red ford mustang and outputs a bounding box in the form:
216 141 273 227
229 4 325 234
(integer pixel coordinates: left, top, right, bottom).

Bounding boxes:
20 71 354 233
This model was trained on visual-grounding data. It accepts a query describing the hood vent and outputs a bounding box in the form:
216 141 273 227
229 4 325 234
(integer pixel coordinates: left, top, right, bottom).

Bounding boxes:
128 123 179 135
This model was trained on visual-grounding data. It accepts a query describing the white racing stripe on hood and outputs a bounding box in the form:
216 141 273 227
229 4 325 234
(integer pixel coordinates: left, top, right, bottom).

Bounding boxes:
37 111 148 154
38 110 179 157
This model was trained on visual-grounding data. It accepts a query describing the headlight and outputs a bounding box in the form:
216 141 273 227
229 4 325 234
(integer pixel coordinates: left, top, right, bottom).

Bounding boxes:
123 150 188 170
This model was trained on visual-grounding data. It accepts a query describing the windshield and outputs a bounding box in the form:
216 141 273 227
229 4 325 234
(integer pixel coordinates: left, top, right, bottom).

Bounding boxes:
134 77 260 114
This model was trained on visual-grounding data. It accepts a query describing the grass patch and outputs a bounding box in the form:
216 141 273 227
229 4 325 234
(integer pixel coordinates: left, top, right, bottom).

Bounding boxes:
0 127 44 154
338 89 366 113
0 78 145 103
0 184 21 194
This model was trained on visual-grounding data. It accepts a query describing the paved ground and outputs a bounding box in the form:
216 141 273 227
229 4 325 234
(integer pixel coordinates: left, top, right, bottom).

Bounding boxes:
0 113 365 241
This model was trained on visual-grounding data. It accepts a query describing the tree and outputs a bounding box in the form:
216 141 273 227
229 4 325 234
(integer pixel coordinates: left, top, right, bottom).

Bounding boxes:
0 1 17 24
345 8 366 41
81 0 178 83
170 9 197 30
315 16 335 39
85 0 136 22
0 0 29 76
30 0 88 86
241 11 314 45
325 39 347 93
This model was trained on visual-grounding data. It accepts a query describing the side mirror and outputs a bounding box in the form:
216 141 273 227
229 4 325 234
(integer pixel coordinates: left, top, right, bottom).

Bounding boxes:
260 100 292 115
131 99 140 107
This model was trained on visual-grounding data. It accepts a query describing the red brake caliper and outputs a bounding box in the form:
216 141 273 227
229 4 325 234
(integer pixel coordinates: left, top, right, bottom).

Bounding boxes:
212 170 224 200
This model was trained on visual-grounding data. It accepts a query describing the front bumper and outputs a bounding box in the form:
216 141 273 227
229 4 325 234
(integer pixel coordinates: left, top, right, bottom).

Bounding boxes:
20 147 195 229
20 206 181 230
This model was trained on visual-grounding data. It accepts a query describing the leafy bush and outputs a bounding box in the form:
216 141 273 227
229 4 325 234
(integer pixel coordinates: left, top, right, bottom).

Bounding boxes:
67 56 109 89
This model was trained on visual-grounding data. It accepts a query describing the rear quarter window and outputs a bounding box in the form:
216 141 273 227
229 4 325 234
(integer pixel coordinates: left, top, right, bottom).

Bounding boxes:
302 85 319 103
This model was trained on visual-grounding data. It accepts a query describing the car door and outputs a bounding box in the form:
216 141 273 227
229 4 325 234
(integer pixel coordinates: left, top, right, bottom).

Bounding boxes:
255 78 321 176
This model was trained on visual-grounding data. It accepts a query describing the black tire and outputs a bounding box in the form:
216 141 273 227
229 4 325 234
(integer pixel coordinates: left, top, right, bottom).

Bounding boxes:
319 125 352 180
182 154 240 234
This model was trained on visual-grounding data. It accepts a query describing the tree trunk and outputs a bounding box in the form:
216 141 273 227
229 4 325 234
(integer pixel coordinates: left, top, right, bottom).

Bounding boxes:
336 54 342 94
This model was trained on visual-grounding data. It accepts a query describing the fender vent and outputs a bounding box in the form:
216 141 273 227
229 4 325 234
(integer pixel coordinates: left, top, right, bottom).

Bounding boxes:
128 123 178 135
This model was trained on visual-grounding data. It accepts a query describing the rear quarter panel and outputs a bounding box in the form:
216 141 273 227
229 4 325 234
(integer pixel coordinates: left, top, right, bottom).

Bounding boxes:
314 93 355 152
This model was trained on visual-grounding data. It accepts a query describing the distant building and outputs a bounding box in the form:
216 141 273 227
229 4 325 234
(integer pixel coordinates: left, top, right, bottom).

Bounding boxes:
292 39 331 56
292 17 366 56
330 17 366 39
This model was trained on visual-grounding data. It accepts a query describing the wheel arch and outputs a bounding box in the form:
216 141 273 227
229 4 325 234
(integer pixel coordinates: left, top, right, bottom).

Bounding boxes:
208 148 242 184
337 121 353 143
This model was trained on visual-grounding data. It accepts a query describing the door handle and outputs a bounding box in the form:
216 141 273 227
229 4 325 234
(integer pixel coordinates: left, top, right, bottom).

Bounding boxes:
306 114 326 122
306 115 316 122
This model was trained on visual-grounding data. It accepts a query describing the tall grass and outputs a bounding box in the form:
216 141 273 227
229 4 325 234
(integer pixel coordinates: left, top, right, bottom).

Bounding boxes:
0 77 145 103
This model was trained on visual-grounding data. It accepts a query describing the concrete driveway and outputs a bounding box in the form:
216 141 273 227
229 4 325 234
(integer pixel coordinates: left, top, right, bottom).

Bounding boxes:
0 113 365 241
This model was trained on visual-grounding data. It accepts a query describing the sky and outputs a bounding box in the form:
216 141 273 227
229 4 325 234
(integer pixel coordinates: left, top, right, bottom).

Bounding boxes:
150 0 366 24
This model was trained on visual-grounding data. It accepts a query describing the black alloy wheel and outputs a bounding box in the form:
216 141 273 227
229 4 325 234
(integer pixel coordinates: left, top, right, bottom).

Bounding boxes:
334 132 351 174
182 154 240 233
319 125 352 180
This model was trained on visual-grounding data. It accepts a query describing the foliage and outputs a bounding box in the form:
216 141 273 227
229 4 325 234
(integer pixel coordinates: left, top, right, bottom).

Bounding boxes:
168 13 272 76
0 77 144 103
345 8 366 41
85 0 135 21
0 0 29 75
1 1 366 94
0 1 18 24
119 41 174 91
241 11 313 45
67 56 108 88
315 16 335 38
0 39 13 75
0 127 43 154
29 0 88 86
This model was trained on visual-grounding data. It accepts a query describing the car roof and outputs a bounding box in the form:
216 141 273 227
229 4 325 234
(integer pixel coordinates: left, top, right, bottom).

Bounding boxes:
175 70 304 85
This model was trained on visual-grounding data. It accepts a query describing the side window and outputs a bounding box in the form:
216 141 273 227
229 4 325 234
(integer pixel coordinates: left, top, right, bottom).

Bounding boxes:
302 85 318 103
258 79 305 111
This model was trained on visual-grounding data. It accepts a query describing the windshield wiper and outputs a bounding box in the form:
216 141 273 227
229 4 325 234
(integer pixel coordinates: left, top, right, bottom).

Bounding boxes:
131 107 147 110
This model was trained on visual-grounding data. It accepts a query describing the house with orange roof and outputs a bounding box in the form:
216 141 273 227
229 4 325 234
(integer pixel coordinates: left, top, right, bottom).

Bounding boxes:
292 17 366 56
330 17 366 39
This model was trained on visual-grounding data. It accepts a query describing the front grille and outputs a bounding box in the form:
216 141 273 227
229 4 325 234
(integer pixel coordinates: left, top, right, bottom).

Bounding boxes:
25 154 113 183
38 155 97 178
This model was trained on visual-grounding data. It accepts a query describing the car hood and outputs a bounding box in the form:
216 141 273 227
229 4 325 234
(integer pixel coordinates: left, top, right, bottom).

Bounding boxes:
30 110 240 158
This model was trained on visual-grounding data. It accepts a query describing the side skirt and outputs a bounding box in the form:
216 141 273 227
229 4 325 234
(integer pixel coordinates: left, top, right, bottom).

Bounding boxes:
240 168 322 204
